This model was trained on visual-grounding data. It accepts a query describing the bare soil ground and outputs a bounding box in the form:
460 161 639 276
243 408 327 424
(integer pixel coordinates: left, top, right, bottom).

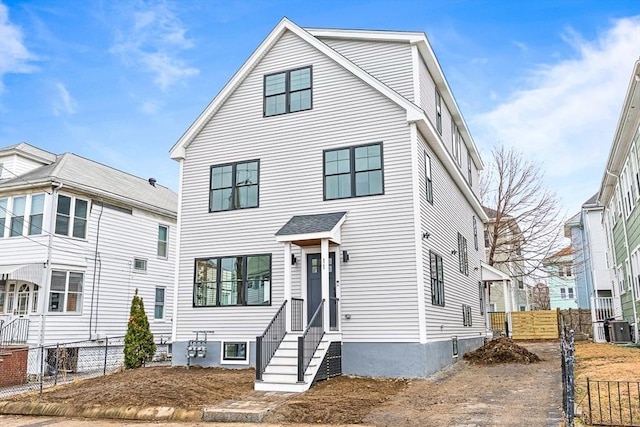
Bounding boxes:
6 341 562 425
573 342 640 426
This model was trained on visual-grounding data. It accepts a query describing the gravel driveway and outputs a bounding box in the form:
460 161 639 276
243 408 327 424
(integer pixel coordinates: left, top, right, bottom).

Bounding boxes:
363 341 563 427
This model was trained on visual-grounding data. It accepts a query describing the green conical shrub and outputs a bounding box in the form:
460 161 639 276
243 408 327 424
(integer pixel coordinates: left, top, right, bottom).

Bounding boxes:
124 289 156 369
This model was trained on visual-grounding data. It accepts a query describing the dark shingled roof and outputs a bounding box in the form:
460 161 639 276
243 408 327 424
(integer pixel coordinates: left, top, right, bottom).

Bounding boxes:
276 212 347 236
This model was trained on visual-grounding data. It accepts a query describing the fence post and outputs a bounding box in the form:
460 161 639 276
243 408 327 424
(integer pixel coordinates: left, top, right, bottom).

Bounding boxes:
54 343 59 386
39 346 44 399
567 329 575 427
103 337 109 376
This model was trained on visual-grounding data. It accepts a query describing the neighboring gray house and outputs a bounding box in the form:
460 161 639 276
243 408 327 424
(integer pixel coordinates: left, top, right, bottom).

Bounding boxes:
169 19 488 392
0 143 177 351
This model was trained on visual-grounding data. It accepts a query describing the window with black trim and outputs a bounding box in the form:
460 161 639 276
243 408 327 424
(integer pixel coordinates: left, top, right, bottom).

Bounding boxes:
430 251 444 306
223 342 248 362
194 254 271 307
458 232 468 275
324 143 383 200
473 216 478 250
478 281 485 315
210 160 259 211
467 150 473 184
435 89 442 134
264 66 312 116
155 287 165 319
452 122 461 165
462 304 472 326
425 152 433 204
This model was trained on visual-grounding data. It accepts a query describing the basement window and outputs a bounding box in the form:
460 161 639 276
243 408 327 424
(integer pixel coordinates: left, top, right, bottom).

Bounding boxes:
222 341 248 364
452 336 458 357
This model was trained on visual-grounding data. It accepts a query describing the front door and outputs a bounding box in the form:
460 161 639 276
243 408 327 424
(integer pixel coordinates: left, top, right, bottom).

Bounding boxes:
306 253 336 327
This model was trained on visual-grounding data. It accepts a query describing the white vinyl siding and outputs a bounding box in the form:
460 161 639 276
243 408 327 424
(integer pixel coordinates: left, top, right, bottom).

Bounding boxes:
319 38 415 102
176 30 419 343
416 131 484 341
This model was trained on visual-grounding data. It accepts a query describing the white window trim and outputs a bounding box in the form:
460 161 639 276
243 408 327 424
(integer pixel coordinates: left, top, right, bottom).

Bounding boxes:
55 194 89 240
157 224 169 259
154 286 165 320
221 341 250 365
133 258 148 273
47 269 84 315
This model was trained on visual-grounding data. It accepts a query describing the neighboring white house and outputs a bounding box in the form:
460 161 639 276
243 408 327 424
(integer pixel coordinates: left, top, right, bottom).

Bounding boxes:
169 18 489 392
0 143 177 350
483 207 528 313
565 194 620 342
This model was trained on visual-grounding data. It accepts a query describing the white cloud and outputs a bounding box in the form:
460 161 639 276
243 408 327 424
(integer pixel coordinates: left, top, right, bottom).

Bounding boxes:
472 16 640 215
141 99 162 115
110 1 199 90
0 2 35 91
52 82 77 116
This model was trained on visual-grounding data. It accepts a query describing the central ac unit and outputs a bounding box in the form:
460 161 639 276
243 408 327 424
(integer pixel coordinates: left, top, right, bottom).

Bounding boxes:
608 321 632 343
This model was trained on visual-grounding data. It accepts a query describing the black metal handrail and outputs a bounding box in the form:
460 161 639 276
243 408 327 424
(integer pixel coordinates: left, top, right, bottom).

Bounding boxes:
255 300 287 381
0 317 30 349
291 298 303 332
297 300 325 383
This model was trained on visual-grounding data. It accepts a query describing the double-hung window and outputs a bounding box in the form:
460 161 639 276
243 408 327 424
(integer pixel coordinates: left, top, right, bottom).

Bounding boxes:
472 216 478 250
210 160 259 211
194 254 271 307
430 251 445 306
29 194 45 235
55 195 88 239
155 287 165 319
49 270 83 313
458 232 468 275
0 198 7 238
435 89 442 134
425 153 433 204
10 196 25 237
264 66 312 116
324 143 383 200
157 225 168 258
467 150 473 184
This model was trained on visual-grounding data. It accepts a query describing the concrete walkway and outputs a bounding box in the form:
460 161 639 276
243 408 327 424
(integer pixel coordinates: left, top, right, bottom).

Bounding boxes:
203 391 297 423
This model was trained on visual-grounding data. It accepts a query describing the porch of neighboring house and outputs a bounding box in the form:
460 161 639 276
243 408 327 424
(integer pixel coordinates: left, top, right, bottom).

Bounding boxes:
481 262 513 338
0 264 45 349
254 212 346 392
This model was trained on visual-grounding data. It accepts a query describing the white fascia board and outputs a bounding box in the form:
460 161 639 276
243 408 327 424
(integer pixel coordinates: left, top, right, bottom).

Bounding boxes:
413 40 484 171
170 18 422 160
481 261 511 281
306 28 424 44
414 115 488 222
598 60 640 206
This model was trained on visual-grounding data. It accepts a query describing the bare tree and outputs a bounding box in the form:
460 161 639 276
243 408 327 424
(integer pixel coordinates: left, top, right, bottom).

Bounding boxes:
481 145 564 278
530 283 551 310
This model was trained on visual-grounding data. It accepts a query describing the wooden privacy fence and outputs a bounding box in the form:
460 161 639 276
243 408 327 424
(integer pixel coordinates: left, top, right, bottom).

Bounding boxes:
511 310 559 340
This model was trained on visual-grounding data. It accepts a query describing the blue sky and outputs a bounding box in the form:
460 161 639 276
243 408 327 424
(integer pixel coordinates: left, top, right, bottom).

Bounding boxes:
1 0 639 218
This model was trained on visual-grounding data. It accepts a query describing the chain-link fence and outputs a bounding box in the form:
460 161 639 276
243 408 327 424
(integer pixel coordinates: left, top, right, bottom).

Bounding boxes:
0 337 171 399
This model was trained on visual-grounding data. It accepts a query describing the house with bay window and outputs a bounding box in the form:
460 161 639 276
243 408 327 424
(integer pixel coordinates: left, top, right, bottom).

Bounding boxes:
0 142 177 349
170 18 489 392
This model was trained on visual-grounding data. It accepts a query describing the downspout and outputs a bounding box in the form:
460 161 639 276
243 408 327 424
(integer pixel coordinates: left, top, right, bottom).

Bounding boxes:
89 200 104 339
39 182 63 346
615 179 640 342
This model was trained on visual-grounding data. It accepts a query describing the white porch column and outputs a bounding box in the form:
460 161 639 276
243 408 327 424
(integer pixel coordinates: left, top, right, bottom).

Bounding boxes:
321 239 330 331
284 242 292 332
503 279 512 313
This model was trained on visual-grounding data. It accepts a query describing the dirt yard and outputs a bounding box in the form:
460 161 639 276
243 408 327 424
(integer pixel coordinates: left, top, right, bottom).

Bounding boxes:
6 341 562 425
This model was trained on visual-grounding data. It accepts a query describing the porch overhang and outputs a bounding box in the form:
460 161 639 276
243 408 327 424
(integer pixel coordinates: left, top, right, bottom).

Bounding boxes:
480 261 511 283
0 264 44 284
275 211 347 245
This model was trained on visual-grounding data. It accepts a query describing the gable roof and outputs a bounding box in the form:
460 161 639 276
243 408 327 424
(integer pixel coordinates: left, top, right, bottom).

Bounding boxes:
543 246 573 264
0 142 57 164
276 211 347 236
169 18 487 222
0 151 177 216
169 18 422 160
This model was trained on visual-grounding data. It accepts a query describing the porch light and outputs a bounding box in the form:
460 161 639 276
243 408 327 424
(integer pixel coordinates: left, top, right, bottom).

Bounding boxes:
291 254 297 265
342 250 350 263
451 249 457 256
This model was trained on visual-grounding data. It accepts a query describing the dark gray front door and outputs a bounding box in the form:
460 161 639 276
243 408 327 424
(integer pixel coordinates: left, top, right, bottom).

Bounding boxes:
306 253 336 326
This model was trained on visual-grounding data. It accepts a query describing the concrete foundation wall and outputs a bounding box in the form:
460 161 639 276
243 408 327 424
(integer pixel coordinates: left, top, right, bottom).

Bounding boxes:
171 341 255 368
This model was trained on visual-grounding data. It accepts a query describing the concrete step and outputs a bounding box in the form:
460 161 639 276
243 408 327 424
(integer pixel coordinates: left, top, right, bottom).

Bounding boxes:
254 380 310 393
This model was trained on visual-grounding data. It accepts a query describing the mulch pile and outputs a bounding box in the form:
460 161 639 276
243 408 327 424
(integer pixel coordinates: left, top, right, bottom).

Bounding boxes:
463 337 541 365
